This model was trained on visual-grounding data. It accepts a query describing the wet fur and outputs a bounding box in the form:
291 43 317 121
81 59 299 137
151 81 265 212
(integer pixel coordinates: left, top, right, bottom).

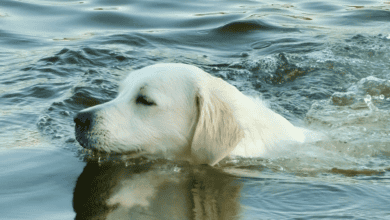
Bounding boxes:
74 63 305 165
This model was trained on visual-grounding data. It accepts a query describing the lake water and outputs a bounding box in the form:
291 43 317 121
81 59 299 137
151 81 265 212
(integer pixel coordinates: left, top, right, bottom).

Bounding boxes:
1 0 390 219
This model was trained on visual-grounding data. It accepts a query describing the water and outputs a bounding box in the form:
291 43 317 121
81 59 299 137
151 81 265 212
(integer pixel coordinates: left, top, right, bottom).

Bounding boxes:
1 0 390 219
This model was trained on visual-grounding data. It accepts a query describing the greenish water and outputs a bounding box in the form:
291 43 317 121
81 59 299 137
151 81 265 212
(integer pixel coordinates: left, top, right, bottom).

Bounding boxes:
1 0 390 219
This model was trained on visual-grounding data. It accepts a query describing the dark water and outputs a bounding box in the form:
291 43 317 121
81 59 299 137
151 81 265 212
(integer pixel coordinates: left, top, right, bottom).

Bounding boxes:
1 0 390 219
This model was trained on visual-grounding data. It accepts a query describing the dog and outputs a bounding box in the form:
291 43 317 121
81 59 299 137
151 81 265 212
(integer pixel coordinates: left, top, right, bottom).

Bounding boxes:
74 63 305 165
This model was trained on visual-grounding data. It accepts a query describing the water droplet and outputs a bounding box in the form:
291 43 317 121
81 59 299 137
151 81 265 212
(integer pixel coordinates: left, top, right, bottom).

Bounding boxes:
364 94 371 103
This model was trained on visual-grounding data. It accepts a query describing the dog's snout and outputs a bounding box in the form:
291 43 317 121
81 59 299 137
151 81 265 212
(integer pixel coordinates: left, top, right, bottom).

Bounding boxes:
74 111 94 130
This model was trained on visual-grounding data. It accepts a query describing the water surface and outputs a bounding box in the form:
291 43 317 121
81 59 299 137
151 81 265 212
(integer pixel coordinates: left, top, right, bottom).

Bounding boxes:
1 0 390 219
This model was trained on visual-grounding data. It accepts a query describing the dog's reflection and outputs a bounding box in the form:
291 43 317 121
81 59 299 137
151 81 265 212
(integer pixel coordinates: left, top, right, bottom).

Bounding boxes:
73 159 242 220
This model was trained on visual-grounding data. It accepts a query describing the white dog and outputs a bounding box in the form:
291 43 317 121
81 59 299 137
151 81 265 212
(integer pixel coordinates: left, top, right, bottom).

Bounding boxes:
74 63 305 165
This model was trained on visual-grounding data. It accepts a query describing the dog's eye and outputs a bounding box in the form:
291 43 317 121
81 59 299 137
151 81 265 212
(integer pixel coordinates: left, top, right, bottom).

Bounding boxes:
136 95 155 106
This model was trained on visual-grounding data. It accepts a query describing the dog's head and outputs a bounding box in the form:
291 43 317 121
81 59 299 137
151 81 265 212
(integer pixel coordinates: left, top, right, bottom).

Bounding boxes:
74 63 245 165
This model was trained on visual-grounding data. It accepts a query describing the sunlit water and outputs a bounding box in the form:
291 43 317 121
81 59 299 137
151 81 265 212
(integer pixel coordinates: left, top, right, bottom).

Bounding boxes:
1 0 390 219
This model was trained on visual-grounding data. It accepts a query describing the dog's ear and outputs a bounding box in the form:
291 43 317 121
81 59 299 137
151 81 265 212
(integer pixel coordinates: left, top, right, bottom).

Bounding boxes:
191 76 245 166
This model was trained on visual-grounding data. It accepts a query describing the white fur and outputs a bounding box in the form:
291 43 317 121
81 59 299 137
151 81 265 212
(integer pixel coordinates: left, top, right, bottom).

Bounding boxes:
76 63 306 165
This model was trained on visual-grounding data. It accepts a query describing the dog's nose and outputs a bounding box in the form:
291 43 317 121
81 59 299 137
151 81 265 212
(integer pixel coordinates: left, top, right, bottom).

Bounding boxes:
74 111 94 130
